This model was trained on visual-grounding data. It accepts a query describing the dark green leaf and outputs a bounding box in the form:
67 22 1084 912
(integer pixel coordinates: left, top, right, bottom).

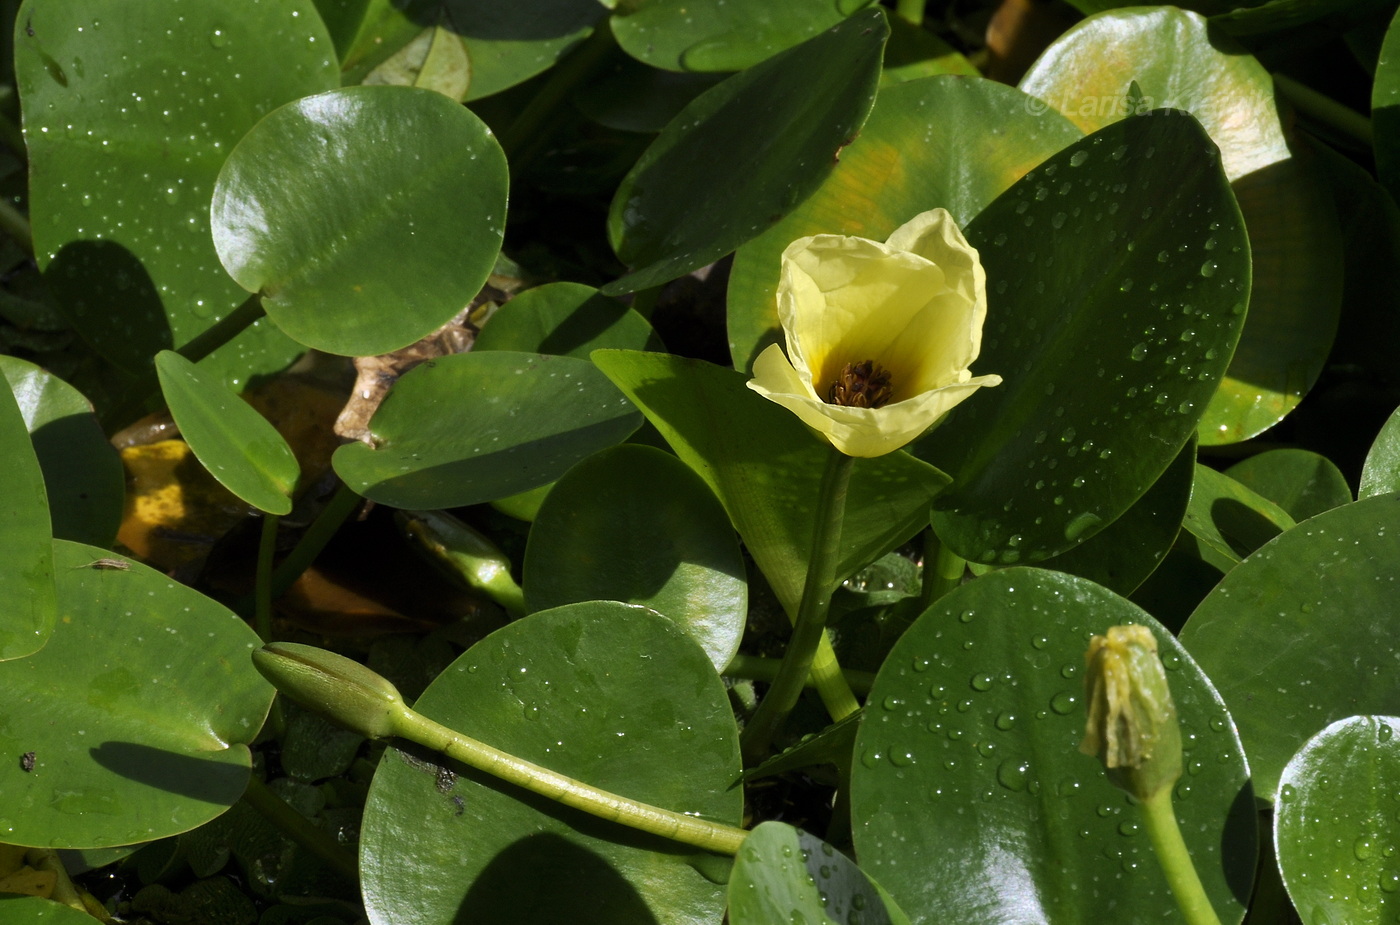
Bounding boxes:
475 282 664 357
1361 404 1400 499
212 85 508 357
1182 464 1295 569
603 9 887 295
851 568 1254 925
333 352 641 509
1373 5 1400 204
922 110 1249 565
0 378 54 661
0 897 97 923
1225 449 1352 521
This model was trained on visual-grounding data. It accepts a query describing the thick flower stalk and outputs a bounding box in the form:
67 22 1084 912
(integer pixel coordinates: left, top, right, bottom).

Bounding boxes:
747 208 1001 458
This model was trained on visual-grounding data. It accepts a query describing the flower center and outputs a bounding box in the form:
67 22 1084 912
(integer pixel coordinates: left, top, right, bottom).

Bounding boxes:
827 360 893 409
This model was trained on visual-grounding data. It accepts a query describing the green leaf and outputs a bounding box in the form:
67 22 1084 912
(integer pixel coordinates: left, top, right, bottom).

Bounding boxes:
475 282 664 357
0 357 124 548
17 0 334 382
590 350 951 618
921 110 1249 565
729 821 911 925
603 9 887 295
339 0 605 101
1225 449 1352 521
1181 464 1295 570
359 602 741 925
1361 403 1400 499
610 0 875 72
211 85 508 357
851 568 1254 925
1019 6 1344 445
155 351 299 516
0 897 98 924
1180 493 1400 800
0 540 271 847
525 445 746 672
0 379 55 662
1374 5 1400 204
727 75 1081 371
572 58 726 135
1275 716 1400 924
1038 436 1194 596
879 16 978 85
333 351 641 509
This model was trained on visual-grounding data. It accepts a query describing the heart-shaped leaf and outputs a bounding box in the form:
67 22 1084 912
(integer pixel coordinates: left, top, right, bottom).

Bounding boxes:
333 351 641 509
851 567 1255 925
212 85 508 357
921 109 1249 565
359 602 741 925
0 540 271 848
156 351 299 516
604 9 887 295
1180 493 1400 800
525 444 746 672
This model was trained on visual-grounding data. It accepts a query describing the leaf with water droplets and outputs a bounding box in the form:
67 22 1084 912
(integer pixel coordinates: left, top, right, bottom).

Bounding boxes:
1361 403 1400 499
359 602 741 925
850 567 1254 925
1275 716 1400 925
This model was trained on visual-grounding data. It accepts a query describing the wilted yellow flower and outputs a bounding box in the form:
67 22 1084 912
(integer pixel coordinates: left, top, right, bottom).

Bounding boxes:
746 208 1001 458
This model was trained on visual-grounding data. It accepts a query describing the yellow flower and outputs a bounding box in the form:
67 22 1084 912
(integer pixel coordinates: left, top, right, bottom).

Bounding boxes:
746 208 1002 458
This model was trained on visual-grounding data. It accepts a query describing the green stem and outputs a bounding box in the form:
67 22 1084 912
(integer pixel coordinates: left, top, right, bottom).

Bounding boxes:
921 529 965 609
1139 787 1224 925
232 483 362 619
177 292 267 365
402 705 749 855
723 652 875 696
254 513 279 642
1272 73 1373 147
0 197 31 254
498 25 615 161
895 0 926 26
242 776 359 883
740 448 856 764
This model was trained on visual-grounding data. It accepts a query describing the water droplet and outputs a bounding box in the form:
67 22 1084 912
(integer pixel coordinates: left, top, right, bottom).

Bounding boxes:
970 673 994 692
1070 150 1089 167
956 698 972 713
1119 278 1133 293
1381 723 1394 743
1050 691 1078 715
1052 212 1067 229
994 711 1017 731
164 186 180 205
959 609 976 623
976 740 998 759
1130 343 1148 361
210 28 228 48
1118 820 1140 837
997 759 1029 791
889 750 914 768
1380 869 1400 893
911 657 930 672
1357 837 1376 861
1031 635 1049 650
860 747 882 769
1199 260 1217 278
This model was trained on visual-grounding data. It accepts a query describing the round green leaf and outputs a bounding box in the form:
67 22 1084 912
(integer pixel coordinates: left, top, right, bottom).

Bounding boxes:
611 0 874 72
727 75 1081 370
1276 716 1400 924
0 381 54 662
921 110 1250 565
155 350 299 516
212 85 508 356
729 821 910 925
0 357 124 548
332 351 642 509
1225 449 1352 521
1360 403 1400 499
1180 493 1400 801
851 568 1255 925
0 896 97 924
359 602 741 925
474 282 664 357
1019 7 1344 445
0 540 271 848
525 445 746 671
603 9 887 295
17 0 333 381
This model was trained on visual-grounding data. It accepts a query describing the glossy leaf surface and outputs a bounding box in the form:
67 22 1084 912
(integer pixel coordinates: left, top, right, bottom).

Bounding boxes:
922 111 1249 565
604 9 886 294
1360 404 1400 499
212 85 508 357
1181 464 1295 569
0 897 95 924
0 357 123 548
729 821 910 925
155 351 299 516
474 282 663 357
0 540 270 847
17 0 333 381
591 350 951 617
333 351 641 509
1019 6 1343 444
1181 493 1400 800
360 602 741 925
0 379 55 662
727 75 1081 371
1275 716 1400 924
525 445 746 671
611 0 873 72
851 568 1254 925
1225 449 1351 521
1374 5 1400 204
